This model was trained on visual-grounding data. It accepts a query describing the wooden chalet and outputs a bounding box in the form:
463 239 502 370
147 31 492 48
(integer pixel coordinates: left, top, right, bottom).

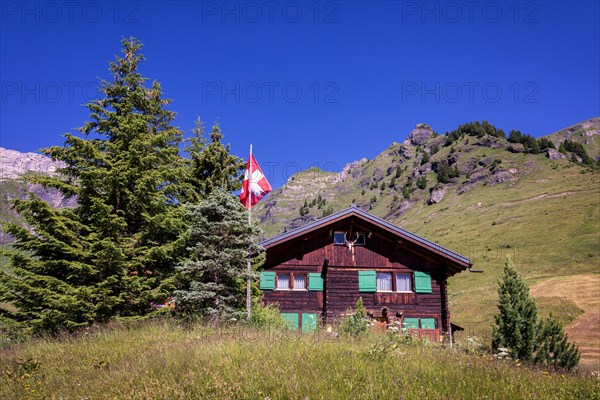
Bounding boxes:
258 206 472 339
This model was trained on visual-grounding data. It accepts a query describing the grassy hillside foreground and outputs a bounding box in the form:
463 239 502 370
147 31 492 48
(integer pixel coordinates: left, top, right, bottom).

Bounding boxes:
1 321 598 399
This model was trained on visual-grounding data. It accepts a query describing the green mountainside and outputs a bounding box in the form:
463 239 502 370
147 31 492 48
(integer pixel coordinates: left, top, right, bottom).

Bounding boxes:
254 118 600 364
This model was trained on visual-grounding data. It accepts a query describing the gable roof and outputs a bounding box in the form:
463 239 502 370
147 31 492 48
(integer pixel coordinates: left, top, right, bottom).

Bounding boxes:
259 205 471 272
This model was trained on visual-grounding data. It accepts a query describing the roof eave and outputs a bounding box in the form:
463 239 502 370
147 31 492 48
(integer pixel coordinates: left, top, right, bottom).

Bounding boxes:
258 207 471 268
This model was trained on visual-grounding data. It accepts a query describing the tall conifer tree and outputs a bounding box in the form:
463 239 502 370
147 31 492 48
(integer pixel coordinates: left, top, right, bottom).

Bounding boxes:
0 38 187 333
184 119 245 202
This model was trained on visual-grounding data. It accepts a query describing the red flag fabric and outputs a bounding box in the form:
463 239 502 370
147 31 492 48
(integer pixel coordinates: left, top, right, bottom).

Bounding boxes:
240 153 272 209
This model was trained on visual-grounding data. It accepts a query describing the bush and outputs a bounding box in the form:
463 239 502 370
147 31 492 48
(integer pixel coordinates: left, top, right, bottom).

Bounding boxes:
339 298 368 337
249 298 288 330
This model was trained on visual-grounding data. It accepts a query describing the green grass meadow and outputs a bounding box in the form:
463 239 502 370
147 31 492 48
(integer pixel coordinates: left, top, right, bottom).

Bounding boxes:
1 320 598 400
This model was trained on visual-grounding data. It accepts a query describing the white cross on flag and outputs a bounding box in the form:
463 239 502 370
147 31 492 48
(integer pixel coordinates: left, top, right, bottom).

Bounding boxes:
240 153 272 209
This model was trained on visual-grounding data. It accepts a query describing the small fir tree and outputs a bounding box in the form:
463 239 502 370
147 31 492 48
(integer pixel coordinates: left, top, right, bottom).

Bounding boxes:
339 297 369 337
492 258 538 360
534 315 580 370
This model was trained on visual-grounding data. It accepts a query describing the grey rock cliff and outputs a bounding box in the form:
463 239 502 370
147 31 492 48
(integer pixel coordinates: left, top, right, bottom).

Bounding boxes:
1 147 75 244
0 147 64 180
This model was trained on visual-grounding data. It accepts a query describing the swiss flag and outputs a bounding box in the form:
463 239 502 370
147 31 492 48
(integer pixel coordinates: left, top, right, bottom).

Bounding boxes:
240 153 272 209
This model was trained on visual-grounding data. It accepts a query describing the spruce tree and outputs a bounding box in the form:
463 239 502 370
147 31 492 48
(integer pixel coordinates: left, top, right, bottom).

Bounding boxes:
185 120 245 201
0 37 187 333
174 189 263 321
534 315 580 370
492 259 538 360
0 197 96 333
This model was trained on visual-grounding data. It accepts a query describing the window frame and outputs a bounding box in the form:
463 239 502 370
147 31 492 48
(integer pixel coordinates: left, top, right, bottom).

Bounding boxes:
394 273 414 293
333 231 347 245
353 232 367 246
376 272 393 292
276 273 291 290
292 273 308 291
372 271 415 293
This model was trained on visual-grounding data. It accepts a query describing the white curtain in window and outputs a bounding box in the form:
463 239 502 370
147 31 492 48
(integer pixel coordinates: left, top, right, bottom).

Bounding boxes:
376 273 392 291
396 274 412 292
294 275 306 290
278 274 290 289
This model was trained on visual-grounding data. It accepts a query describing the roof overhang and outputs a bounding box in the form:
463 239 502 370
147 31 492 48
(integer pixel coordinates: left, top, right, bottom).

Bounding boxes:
259 206 472 276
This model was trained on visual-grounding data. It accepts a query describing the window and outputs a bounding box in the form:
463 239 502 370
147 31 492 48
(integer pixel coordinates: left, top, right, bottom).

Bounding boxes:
333 231 346 245
376 272 392 292
277 274 290 290
354 233 366 245
395 273 412 292
293 274 307 290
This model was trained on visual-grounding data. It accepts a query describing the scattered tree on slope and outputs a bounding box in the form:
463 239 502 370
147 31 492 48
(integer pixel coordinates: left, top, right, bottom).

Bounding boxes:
492 259 580 370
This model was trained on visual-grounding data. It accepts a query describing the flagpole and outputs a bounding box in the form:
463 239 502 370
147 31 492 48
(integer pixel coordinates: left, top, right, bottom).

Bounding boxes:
246 144 252 320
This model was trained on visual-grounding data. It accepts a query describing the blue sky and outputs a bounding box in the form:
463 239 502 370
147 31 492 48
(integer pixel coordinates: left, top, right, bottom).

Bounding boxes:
1 1 599 188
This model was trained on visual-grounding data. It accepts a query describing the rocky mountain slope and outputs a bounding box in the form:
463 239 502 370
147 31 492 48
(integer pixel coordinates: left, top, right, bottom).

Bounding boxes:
0 147 75 244
256 118 599 237
254 117 600 368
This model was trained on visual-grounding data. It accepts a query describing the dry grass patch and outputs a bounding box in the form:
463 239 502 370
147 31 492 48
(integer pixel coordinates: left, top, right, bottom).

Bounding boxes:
531 274 600 370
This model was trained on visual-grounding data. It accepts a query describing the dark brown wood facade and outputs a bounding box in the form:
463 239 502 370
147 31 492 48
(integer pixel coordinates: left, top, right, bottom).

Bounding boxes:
259 207 471 334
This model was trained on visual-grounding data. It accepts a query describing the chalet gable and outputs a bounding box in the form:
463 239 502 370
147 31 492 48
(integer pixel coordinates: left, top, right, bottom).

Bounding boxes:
259 206 471 277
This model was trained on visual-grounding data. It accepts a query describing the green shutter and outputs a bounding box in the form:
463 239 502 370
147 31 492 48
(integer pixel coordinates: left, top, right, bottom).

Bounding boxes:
414 271 432 293
301 313 318 333
281 313 299 330
260 271 276 290
403 318 419 330
358 270 377 292
308 273 324 291
420 318 436 330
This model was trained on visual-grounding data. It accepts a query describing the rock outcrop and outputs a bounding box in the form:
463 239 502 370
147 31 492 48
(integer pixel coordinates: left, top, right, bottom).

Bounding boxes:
0 147 64 180
334 157 368 183
404 124 434 146
0 147 74 244
546 148 566 160
428 188 447 204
